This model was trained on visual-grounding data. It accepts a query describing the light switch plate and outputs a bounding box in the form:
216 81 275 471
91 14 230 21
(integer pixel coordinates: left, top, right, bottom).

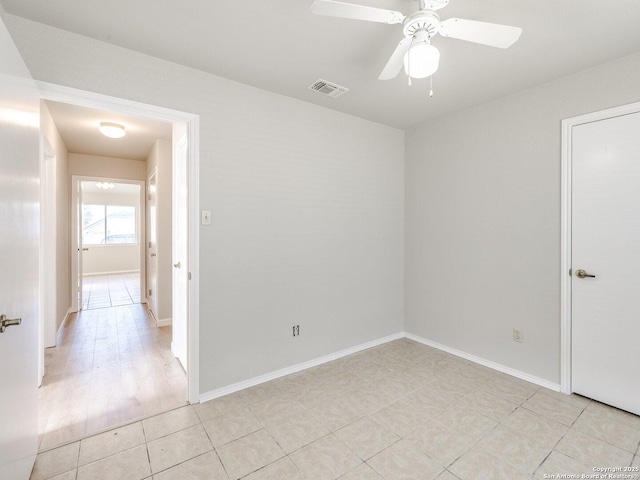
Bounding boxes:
201 210 211 225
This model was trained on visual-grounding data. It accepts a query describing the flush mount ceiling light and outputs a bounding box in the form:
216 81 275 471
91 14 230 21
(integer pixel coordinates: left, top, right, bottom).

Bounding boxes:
95 182 116 190
98 122 126 138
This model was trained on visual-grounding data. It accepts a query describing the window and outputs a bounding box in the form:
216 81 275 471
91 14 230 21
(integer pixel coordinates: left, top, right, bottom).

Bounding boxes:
82 205 137 245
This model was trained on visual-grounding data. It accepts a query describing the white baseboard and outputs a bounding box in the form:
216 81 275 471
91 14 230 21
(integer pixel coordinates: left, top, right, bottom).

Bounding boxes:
55 308 73 343
83 269 140 276
147 309 171 327
198 330 561 405
199 332 405 403
404 332 561 392
156 317 172 327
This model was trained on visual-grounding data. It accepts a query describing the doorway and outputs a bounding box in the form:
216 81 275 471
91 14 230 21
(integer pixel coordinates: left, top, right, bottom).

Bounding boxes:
74 179 145 311
561 101 640 416
37 83 200 450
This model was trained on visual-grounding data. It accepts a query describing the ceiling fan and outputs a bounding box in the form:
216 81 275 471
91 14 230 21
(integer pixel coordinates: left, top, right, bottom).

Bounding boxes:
310 0 522 82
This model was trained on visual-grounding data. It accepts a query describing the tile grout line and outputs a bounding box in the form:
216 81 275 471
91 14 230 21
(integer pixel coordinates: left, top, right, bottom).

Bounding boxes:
569 409 640 457
139 414 153 478
532 403 588 475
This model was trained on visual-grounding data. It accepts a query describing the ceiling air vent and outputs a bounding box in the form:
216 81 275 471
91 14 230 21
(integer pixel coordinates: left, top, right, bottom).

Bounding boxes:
307 79 349 99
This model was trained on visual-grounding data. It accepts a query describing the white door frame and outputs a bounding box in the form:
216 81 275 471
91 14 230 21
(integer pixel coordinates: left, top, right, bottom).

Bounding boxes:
560 100 640 395
37 80 200 404
172 132 188 369
146 169 158 320
72 176 146 308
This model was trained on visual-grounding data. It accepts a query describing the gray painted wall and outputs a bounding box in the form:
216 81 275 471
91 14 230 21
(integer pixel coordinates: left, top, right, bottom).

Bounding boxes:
405 52 640 384
5 15 405 393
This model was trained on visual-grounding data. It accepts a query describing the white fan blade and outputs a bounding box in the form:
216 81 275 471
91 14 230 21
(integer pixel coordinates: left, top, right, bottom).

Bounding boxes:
379 37 412 80
440 18 522 49
311 0 405 25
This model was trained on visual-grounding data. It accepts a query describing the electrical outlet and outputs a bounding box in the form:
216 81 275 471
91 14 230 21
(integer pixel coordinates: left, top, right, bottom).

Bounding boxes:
513 328 523 343
292 325 300 337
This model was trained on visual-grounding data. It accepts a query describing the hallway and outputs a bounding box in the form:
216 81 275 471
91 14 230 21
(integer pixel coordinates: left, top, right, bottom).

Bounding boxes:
38 303 186 451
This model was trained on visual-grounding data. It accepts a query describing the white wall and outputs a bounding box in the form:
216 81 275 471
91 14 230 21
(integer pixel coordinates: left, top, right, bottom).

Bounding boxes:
82 189 139 207
69 153 147 181
40 102 70 334
146 140 172 321
6 16 406 393
405 52 640 384
82 246 139 275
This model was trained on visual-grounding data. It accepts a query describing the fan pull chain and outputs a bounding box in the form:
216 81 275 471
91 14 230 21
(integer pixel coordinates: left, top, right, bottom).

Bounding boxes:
430 75 434 97
407 33 417 86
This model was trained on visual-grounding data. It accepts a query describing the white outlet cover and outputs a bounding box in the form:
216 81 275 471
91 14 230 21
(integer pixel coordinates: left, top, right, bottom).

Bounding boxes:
201 210 211 225
513 328 523 343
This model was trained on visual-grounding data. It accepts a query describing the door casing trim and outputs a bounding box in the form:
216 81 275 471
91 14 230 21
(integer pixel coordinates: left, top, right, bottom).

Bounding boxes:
560 100 640 394
37 80 200 404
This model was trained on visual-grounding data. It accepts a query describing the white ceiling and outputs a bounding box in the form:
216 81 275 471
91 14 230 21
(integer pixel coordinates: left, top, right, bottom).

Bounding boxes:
6 1 640 129
45 100 172 160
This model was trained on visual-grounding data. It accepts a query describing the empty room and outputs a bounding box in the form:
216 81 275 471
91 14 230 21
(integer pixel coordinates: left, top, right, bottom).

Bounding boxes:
1 1 639 480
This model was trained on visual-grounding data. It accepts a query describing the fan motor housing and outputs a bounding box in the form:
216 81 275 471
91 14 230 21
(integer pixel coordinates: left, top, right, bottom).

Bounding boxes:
403 11 441 38
421 0 449 11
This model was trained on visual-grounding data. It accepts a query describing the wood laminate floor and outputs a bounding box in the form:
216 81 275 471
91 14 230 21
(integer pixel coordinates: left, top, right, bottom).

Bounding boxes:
82 272 141 310
38 303 187 451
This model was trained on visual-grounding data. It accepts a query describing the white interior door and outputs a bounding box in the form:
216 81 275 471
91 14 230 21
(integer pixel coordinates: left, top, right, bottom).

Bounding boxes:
0 18 41 479
71 177 79 311
571 111 640 416
71 177 84 311
172 134 188 370
147 172 158 317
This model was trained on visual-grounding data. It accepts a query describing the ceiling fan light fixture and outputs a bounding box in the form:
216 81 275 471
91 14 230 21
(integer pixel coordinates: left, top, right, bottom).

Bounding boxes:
311 0 522 83
404 42 440 79
99 122 126 138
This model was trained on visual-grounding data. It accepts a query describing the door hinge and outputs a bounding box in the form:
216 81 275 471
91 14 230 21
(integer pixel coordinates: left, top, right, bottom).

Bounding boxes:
188 272 192 281
148 289 152 296
569 268 572 276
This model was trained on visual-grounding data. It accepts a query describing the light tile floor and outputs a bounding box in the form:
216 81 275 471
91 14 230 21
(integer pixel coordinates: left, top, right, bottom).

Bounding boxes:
38 303 187 451
82 272 141 310
31 338 640 480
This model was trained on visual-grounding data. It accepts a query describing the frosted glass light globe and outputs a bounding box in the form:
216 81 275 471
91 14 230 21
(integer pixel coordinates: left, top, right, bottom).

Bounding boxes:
99 122 126 138
404 43 440 79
